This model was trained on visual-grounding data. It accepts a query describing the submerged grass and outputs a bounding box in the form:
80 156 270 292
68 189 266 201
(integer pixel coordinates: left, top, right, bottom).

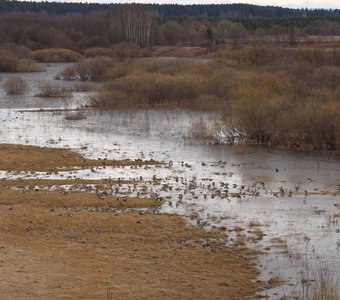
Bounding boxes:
306 267 340 300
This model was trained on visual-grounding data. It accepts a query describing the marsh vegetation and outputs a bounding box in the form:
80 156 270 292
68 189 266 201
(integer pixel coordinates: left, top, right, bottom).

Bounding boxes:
0 64 339 299
86 45 340 150
0 2 339 299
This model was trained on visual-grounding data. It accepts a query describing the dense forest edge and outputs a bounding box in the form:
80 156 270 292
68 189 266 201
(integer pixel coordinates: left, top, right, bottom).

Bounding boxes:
0 1 339 151
0 1 339 18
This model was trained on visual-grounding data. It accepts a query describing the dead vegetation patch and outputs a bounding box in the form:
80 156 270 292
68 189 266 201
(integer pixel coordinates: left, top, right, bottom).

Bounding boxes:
0 179 133 187
0 188 157 209
0 144 159 172
0 144 266 299
0 205 264 299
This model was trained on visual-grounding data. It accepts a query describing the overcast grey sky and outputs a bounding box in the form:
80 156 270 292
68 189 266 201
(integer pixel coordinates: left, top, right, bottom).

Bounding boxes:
85 0 339 9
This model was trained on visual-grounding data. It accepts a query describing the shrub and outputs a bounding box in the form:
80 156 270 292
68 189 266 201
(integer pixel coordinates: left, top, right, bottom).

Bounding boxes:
17 59 44 72
0 48 43 72
188 116 214 139
231 76 284 143
116 71 200 102
300 102 340 150
94 59 253 109
4 76 30 95
111 42 146 61
55 65 78 80
84 47 116 58
225 46 340 71
90 90 130 109
78 56 116 81
37 82 72 99
0 43 31 59
0 50 19 72
194 94 223 110
31 48 82 63
104 63 131 80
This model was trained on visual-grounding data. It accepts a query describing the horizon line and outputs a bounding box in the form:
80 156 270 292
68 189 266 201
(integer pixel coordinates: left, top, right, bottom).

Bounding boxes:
12 0 340 11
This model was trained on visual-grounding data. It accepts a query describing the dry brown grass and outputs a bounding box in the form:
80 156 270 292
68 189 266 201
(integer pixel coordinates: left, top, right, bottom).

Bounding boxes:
0 50 42 72
0 144 159 172
0 143 265 299
84 47 116 58
36 82 71 98
17 59 44 72
307 267 340 300
0 205 262 299
31 48 82 63
110 42 147 61
0 178 133 187
0 188 157 209
150 46 209 57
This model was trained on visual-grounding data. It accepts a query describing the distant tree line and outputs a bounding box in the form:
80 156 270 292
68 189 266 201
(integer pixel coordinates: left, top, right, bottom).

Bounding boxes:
0 1 339 18
0 2 339 49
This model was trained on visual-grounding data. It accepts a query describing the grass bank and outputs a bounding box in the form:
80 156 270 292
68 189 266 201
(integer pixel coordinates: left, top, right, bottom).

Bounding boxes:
0 144 266 299
0 144 158 172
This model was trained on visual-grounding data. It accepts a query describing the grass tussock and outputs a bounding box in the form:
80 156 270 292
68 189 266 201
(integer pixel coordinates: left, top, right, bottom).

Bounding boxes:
31 48 82 62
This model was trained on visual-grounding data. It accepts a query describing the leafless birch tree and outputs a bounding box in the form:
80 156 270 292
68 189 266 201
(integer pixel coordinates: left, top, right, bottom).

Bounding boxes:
119 4 152 47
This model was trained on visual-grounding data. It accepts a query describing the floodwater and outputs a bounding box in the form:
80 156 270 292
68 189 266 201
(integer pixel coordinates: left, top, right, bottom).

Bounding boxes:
1 64 340 299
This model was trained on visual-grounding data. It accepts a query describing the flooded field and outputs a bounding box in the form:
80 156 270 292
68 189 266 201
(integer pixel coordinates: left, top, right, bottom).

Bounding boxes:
1 64 340 299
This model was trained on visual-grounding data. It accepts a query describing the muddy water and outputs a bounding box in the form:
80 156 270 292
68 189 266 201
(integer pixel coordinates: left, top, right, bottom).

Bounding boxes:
1 64 340 298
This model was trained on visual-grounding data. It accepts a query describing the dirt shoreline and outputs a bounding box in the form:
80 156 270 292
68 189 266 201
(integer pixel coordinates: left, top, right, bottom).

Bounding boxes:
0 144 266 299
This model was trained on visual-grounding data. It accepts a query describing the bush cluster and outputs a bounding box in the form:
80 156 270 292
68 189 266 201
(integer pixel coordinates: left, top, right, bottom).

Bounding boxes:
31 48 82 63
0 49 43 72
4 76 30 95
37 82 72 99
92 46 340 150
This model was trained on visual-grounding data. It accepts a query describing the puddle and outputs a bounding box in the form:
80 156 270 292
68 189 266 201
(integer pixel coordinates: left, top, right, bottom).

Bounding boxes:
1 63 340 298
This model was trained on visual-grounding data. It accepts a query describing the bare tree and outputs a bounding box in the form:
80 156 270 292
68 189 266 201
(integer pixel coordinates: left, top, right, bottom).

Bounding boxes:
119 4 152 48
